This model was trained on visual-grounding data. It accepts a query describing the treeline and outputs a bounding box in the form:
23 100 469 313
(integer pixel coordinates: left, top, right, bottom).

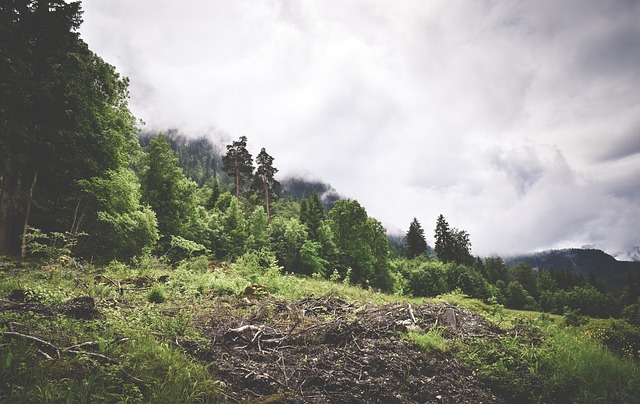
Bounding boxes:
393 216 640 326
2 1 639 331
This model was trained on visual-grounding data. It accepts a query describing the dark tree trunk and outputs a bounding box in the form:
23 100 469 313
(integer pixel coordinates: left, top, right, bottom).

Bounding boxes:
263 182 270 221
21 170 38 258
0 158 17 254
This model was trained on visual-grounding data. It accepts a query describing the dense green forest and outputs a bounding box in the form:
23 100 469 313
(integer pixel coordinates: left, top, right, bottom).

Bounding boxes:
1 1 640 402
2 0 640 328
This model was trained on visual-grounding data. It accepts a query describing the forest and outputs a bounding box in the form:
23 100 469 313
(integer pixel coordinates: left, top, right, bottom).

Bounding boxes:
1 1 639 402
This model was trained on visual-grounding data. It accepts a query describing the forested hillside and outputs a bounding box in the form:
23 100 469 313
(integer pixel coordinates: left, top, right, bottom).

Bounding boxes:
1 1 639 403
506 248 640 289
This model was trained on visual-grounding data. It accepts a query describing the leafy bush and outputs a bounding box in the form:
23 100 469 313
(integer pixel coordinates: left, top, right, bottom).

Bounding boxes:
582 318 640 361
147 286 167 303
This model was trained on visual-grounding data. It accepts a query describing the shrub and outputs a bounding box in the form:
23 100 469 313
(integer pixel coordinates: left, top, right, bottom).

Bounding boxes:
147 286 167 303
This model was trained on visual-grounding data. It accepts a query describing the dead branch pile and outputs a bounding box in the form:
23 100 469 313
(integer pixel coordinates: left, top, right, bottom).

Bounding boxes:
192 294 506 403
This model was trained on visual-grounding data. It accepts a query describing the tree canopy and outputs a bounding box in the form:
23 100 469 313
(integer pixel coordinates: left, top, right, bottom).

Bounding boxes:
434 214 472 265
406 217 428 259
0 0 137 254
253 147 279 219
222 135 254 199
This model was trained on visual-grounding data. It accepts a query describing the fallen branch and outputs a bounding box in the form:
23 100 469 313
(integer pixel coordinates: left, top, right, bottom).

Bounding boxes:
3 331 115 363
65 341 99 351
408 304 417 325
4 331 61 358
229 324 264 333
65 350 114 363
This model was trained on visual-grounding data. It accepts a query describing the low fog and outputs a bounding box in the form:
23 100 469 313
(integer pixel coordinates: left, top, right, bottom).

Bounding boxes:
78 0 640 259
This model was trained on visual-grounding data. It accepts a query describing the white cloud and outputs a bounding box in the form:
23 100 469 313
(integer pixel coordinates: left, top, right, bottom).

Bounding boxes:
79 0 640 258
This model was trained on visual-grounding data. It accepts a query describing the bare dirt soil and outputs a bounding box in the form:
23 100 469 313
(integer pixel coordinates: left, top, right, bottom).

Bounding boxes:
190 292 509 403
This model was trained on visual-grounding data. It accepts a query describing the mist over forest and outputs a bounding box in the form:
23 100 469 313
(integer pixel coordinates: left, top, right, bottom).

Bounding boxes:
1 2 640 402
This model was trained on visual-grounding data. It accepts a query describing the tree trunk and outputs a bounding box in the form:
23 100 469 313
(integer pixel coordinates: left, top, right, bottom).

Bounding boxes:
0 158 17 254
264 182 270 221
21 170 38 258
235 165 240 199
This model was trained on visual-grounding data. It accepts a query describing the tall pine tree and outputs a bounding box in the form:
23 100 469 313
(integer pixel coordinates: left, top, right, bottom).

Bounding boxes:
434 214 472 265
253 147 279 220
406 217 427 259
222 136 254 199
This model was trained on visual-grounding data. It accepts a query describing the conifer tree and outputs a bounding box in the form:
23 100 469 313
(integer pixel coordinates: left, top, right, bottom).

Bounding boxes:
138 134 200 248
253 147 279 219
0 0 137 254
222 136 254 199
406 217 427 259
300 191 325 241
434 214 472 265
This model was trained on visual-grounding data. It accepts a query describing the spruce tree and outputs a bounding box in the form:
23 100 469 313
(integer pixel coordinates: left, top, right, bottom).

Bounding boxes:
138 134 200 247
434 214 452 262
434 214 472 265
300 191 325 241
406 217 427 259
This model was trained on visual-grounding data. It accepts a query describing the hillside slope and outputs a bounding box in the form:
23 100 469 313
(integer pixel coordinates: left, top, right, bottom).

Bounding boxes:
505 248 640 289
2 256 639 403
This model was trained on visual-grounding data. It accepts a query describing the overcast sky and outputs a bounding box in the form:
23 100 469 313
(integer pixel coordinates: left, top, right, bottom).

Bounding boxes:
78 0 640 259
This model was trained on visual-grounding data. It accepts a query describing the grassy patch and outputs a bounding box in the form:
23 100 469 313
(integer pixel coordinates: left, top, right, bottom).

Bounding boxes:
404 327 451 354
2 256 639 403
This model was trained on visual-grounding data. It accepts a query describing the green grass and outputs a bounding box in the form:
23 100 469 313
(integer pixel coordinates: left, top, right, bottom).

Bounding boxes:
1 255 639 403
544 326 640 403
404 327 451 354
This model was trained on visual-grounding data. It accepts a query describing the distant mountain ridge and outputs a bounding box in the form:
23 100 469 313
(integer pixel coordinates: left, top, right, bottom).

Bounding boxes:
504 248 640 289
277 176 342 210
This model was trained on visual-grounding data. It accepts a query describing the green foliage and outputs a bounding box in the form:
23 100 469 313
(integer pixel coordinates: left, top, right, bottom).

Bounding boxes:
139 131 220 187
138 134 204 250
581 318 640 361
434 214 472 265
222 135 254 199
300 191 326 241
78 167 158 261
405 217 427 259
543 326 640 403
483 256 509 284
2 256 639 403
509 263 539 299
247 206 269 252
269 216 308 274
210 194 247 259
300 240 329 278
394 257 449 297
405 328 450 354
541 285 616 318
167 236 208 261
563 306 586 327
24 227 82 264
0 0 138 254
394 257 491 300
147 285 167 303
328 199 392 290
252 147 279 218
505 280 539 311
623 298 640 326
